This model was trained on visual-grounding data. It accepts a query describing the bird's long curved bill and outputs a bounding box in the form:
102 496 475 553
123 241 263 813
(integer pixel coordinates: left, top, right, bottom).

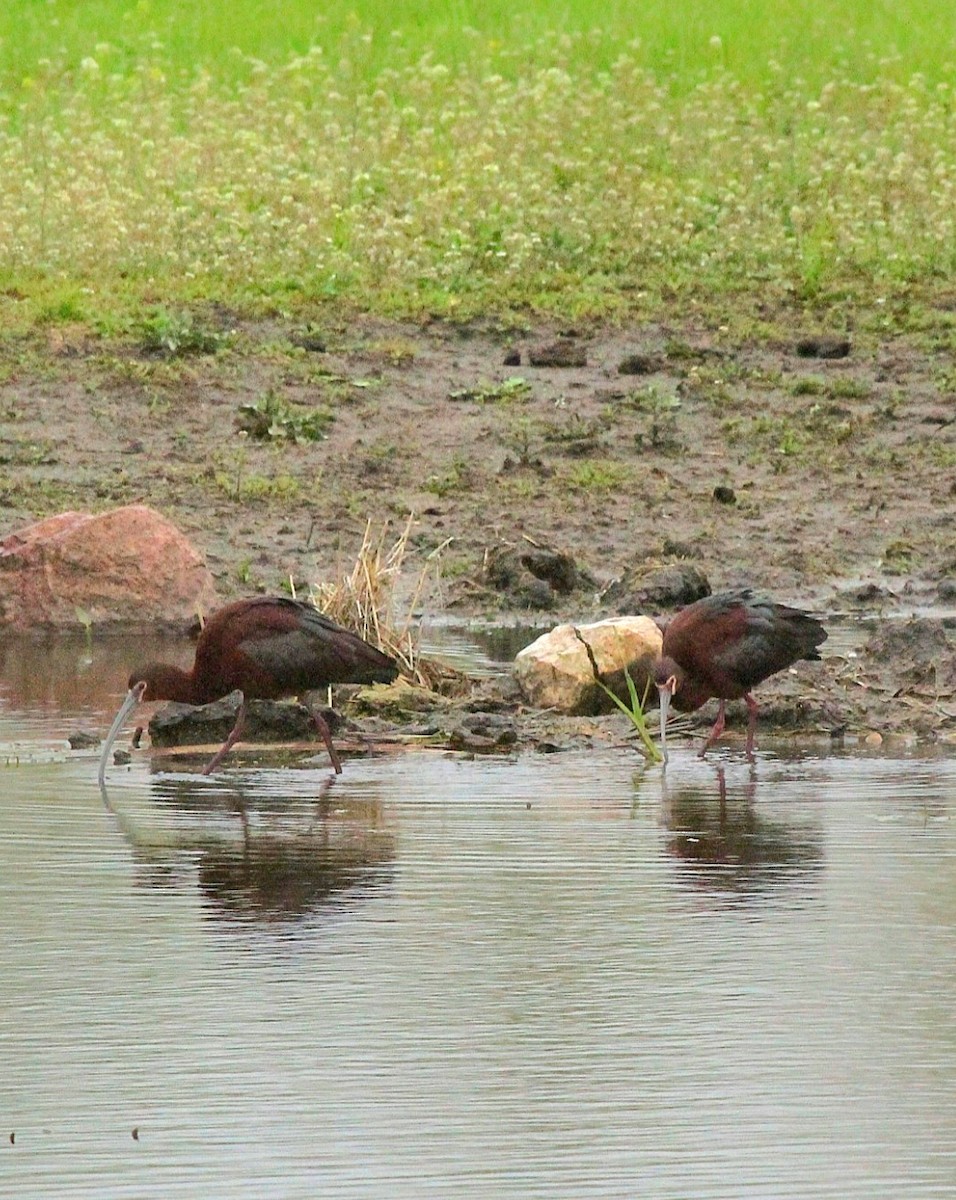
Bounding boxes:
658 687 671 765
98 684 145 786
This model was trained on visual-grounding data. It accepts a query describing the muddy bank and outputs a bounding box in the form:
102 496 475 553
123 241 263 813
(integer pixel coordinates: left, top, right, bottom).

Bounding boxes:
2 312 955 621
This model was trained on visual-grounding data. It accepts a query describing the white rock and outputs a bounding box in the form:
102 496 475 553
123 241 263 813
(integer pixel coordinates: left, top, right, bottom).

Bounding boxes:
513 616 663 715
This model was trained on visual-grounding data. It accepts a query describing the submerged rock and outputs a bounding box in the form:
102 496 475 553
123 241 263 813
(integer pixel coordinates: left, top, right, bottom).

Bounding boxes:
68 730 101 750
148 693 324 747
347 677 448 720
513 616 663 715
448 712 518 753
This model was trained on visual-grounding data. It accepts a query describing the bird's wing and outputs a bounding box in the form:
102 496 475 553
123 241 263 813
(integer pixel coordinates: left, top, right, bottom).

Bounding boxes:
710 601 825 692
236 602 397 690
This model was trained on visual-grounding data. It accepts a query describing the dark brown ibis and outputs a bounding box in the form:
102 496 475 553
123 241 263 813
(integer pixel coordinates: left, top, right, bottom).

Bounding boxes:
99 596 399 784
653 588 826 761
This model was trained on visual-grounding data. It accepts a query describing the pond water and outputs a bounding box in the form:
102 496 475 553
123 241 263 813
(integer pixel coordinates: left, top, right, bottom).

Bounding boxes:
2 630 955 1199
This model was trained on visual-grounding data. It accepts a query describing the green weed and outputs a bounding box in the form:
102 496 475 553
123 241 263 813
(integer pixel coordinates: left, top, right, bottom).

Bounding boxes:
572 628 663 764
790 376 826 397
566 459 630 491
212 469 301 503
424 454 472 497
827 377 871 400
237 389 334 443
140 309 228 358
449 377 532 404
2 13 956 327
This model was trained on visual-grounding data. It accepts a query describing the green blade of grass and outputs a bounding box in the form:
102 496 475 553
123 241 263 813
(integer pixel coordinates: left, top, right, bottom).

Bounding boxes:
594 670 664 765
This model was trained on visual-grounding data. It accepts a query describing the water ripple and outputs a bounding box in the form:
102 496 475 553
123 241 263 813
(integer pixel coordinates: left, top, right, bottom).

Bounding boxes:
2 728 956 1197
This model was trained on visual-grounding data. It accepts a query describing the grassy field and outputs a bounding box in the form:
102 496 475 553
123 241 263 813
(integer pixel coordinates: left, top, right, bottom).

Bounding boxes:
1 0 956 328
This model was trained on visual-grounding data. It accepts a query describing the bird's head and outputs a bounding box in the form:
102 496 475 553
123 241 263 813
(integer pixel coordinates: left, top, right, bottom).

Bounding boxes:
653 656 684 765
99 664 193 787
127 663 186 703
653 655 683 698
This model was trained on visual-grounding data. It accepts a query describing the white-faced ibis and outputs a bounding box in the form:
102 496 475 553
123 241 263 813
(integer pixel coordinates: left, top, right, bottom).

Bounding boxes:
98 596 398 783
653 588 827 761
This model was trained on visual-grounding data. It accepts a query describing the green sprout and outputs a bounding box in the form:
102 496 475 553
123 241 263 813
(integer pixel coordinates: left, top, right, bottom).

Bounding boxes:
573 628 663 764
595 667 664 764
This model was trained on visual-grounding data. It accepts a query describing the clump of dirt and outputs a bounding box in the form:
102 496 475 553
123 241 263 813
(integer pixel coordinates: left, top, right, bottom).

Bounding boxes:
481 541 592 610
601 562 711 613
795 334 851 359
862 619 956 695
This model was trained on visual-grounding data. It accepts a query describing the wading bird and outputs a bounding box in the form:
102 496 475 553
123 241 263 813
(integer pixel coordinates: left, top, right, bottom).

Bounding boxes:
99 596 398 784
654 588 826 761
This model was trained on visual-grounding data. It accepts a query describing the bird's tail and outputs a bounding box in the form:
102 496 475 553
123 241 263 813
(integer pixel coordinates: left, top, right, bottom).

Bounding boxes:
783 606 828 661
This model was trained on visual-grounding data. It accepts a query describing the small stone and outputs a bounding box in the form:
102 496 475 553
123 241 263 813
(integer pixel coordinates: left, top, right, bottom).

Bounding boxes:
535 740 565 753
68 731 101 750
795 335 851 359
864 731 883 747
937 579 956 602
449 712 518 752
713 485 737 505
618 353 663 375
528 339 587 368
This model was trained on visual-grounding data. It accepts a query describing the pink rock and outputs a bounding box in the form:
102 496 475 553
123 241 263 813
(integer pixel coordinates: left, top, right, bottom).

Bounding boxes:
0 505 219 632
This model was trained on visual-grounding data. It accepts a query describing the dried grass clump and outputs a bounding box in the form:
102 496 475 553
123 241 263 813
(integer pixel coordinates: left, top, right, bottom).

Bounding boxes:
308 517 458 692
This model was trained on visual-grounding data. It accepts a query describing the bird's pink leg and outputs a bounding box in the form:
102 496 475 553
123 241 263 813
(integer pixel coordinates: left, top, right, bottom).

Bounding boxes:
744 693 759 760
203 699 247 775
311 710 343 775
699 699 726 758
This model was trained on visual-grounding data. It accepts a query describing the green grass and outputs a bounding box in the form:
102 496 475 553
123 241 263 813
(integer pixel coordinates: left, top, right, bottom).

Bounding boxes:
3 0 955 87
1 2 956 326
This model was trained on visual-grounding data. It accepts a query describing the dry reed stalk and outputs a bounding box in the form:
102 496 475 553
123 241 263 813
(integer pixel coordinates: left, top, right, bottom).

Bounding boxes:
308 517 454 690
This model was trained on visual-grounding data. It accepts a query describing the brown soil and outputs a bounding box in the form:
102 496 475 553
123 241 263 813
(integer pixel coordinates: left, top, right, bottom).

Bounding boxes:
5 311 954 609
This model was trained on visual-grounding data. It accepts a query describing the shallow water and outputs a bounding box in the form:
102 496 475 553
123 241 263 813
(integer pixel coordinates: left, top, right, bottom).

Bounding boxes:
2 635 956 1198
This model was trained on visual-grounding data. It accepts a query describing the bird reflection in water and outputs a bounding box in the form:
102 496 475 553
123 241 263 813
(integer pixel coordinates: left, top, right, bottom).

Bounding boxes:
100 775 395 926
661 766 824 898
